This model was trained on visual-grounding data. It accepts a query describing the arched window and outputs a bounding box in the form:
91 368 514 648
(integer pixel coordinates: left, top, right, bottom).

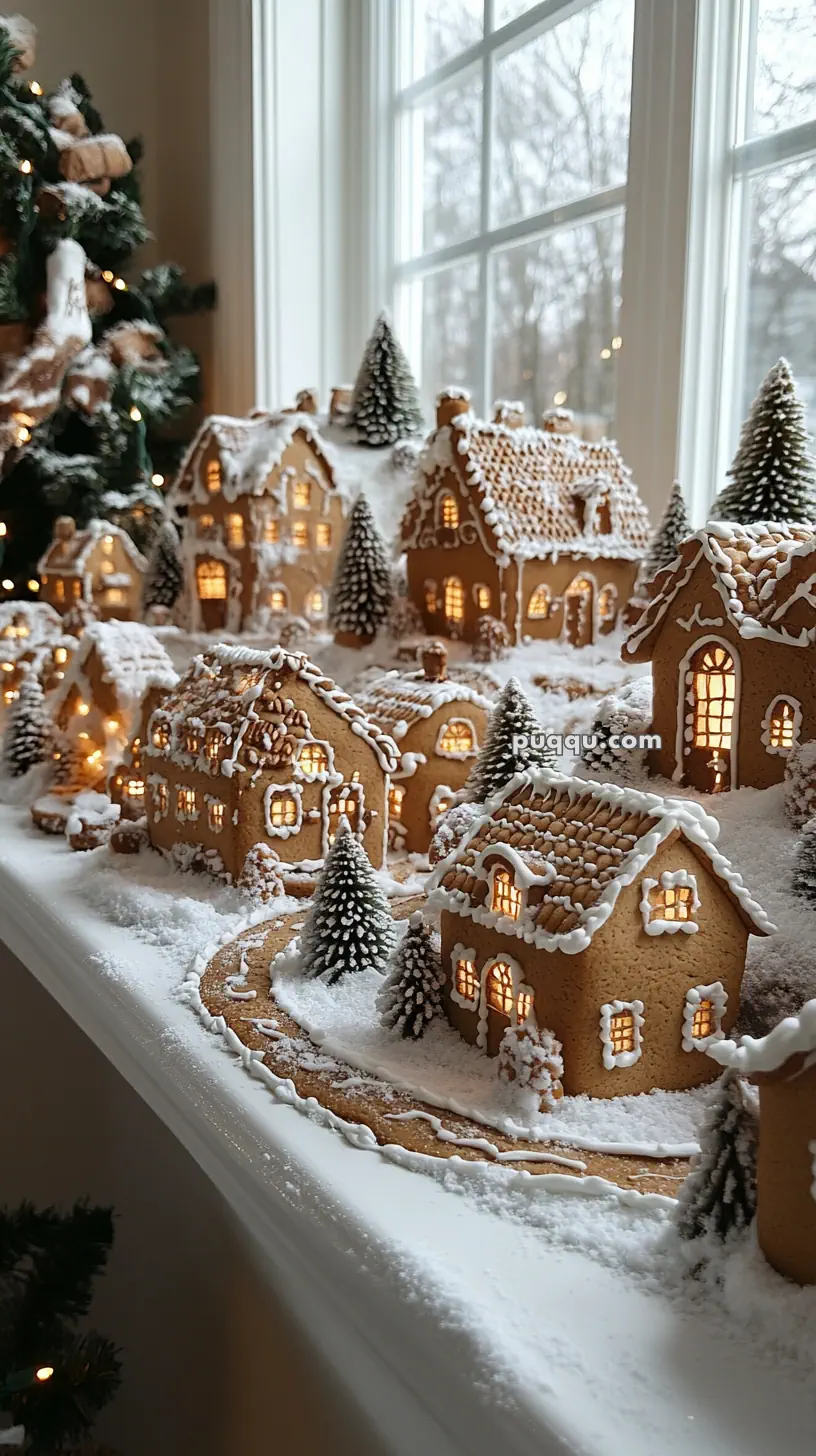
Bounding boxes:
692 644 736 750
763 696 799 754
196 560 227 600
474 583 491 611
444 577 465 622
492 868 522 920
299 742 329 775
440 493 459 529
528 585 551 619
438 719 474 756
389 784 405 820
486 961 515 1017
455 956 479 1004
293 481 311 509
267 586 288 613
305 587 325 618
598 584 617 622
225 513 245 548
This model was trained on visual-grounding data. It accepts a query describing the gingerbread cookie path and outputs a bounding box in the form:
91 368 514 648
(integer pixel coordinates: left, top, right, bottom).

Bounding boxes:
196 900 690 1198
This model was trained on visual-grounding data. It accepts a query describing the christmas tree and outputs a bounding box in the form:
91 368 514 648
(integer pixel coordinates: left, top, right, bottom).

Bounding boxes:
299 820 396 984
712 358 816 525
329 495 393 645
642 480 690 580
347 312 423 447
377 912 443 1039
0 1199 120 1453
676 1072 758 1244
465 678 556 802
1 671 49 777
142 519 183 614
792 818 816 903
0 16 215 592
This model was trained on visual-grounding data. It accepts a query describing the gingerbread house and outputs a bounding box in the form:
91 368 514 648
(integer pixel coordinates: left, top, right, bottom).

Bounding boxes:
168 412 355 633
426 770 772 1098
622 522 816 793
0 600 65 706
137 644 399 880
355 643 493 853
401 392 651 646
708 1003 816 1285
38 517 147 620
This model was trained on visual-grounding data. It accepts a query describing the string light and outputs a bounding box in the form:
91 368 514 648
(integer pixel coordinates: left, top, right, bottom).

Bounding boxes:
30 80 43 96
553 391 568 406
1 662 13 673
102 270 114 283
151 472 164 487
611 335 622 350
0 523 6 537
1 579 13 591
16 425 31 443
77 702 90 716
113 277 128 291
35 1367 53 1383
106 719 119 734
27 579 39 592
129 406 142 422
87 750 103 765
600 347 612 360
19 159 32 174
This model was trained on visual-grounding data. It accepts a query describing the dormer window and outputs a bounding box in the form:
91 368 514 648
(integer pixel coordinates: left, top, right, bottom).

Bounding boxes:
293 481 311 509
492 867 522 920
438 719 476 757
152 718 170 750
440 493 459 529
299 742 329 775
206 459 221 494
640 872 700 935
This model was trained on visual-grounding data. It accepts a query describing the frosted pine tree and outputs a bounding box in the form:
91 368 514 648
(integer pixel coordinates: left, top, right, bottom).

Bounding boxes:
348 312 423 446
465 678 556 802
792 818 816 903
300 820 397 984
329 495 393 645
142 520 183 612
643 480 690 579
377 912 443 1039
2 672 50 777
581 676 653 783
712 359 816 524
784 741 816 828
676 1072 757 1244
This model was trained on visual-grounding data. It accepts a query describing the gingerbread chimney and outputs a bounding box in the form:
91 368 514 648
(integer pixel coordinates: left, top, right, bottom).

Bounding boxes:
422 640 448 682
54 515 76 541
493 399 525 428
541 407 577 436
436 389 472 430
296 387 319 415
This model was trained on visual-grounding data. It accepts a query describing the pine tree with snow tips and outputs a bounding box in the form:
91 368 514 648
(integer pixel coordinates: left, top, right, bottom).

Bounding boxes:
348 312 423 447
329 495 393 644
378 912 443 1039
712 358 816 524
143 520 183 612
2 672 50 777
676 1072 757 1244
300 820 396 985
792 818 816 904
465 678 556 802
643 480 690 580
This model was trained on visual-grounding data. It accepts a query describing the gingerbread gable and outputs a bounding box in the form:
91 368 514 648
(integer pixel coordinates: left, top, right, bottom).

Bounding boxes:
0 600 62 652
38 518 147 579
355 667 493 742
169 411 356 509
708 998 816 1081
52 620 177 727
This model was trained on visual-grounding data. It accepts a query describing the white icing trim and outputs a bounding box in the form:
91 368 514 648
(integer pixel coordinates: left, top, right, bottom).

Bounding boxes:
681 982 727 1052
677 602 725 632
450 942 479 1011
478 954 525 1050
639 870 700 936
674 634 741 788
599 999 644 1070
429 783 456 827
435 716 479 760
760 694 802 756
263 783 303 838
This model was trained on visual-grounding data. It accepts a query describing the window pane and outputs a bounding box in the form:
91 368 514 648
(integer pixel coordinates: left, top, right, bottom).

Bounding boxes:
741 157 816 419
403 68 483 256
491 0 634 227
401 0 483 82
750 1 816 137
491 211 624 434
494 0 540 24
397 259 481 416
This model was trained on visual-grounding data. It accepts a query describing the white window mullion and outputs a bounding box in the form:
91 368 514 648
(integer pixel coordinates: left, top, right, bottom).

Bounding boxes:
478 0 495 415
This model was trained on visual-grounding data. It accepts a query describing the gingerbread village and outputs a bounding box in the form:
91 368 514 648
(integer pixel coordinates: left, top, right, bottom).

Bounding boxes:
4 274 816 1298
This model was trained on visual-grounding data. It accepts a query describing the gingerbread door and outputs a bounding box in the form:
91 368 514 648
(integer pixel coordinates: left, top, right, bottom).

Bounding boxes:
195 558 229 631
565 576 594 647
682 641 738 792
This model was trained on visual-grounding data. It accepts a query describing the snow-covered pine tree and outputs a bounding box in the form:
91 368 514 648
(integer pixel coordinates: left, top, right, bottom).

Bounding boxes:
712 358 816 524
2 671 50 777
792 818 816 903
471 614 511 663
377 911 443 1039
580 676 653 783
676 1071 758 1244
642 480 691 579
329 495 393 645
348 312 423 447
465 678 556 802
300 819 397 984
142 520 183 612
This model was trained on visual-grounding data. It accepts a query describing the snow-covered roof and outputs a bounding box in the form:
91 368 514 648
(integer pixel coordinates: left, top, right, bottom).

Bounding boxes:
168 411 359 508
0 600 63 657
38 519 147 576
51 620 178 719
355 667 493 741
426 769 773 955
402 411 651 563
623 521 816 659
708 999 816 1078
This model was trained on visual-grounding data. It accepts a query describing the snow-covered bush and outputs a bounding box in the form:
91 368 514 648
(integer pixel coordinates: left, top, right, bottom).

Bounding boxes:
429 798 480 866
497 1025 564 1114
471 614 511 663
238 843 285 902
580 675 653 783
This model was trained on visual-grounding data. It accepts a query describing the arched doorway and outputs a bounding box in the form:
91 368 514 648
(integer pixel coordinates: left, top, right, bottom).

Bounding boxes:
685 640 739 792
195 559 228 631
564 575 594 647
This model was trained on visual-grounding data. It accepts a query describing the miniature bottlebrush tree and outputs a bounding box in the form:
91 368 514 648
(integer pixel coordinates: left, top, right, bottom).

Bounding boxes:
642 480 690 580
712 358 816 525
465 678 556 802
329 495 393 646
347 312 423 447
471 614 511 663
1 671 49 776
142 520 183 614
377 912 443 1039
792 819 816 903
581 676 653 783
676 1072 758 1243
300 819 396 984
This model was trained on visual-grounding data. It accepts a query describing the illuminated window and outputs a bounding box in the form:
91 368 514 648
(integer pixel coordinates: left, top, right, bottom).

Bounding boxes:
152 780 168 816
443 576 465 621
609 1010 636 1056
439 720 474 755
264 517 280 544
54 646 68 665
475 584 491 611
101 558 114 575
55 578 65 602
185 728 201 755
316 521 332 548
299 742 328 775
177 786 197 818
208 799 225 831
692 1000 714 1040
305 587 325 618
328 786 361 839
425 581 438 614
102 534 114 554
389 784 405 820
528 585 551 619
72 579 82 599
152 719 170 750
486 961 515 1017
455 957 479 1004
268 793 298 828
492 869 522 920
206 459 221 494
205 730 223 763
598 584 617 622
103 587 126 605
767 698 797 752
225 513 245 548
649 883 694 922
517 987 534 1023
125 777 145 801
293 481 311 508
692 644 736 750
268 587 287 612
199 513 214 531
292 520 309 548
440 493 459 529
196 560 227 600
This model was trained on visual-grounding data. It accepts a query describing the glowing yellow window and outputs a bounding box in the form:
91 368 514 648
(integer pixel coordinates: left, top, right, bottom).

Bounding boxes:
389 784 405 820
55 578 65 602
492 869 522 920
125 777 145 801
185 728 201 755
177 787 197 817
598 585 617 622
444 577 465 621
101 558 114 575
691 1000 714 1041
268 588 287 612
264 518 280 544
225 513 245 548
152 720 170 750
486 962 515 1017
692 645 736 750
205 730 223 763
72 579 82 599
439 720 474 756
293 481 311 509
306 587 325 617
475 584 491 611
196 560 227 600
650 884 694 922
609 1010 635 1056
517 987 534 1023
206 459 221 494
328 788 359 836
455 957 479 1004
299 742 328 775
54 646 68 665
199 513 214 531
208 799 225 831
102 534 114 554
155 781 168 815
269 793 298 828
440 494 459 529
528 585 551 619
292 521 309 549
316 522 332 548
425 583 438 614
768 700 797 751
104 587 126 605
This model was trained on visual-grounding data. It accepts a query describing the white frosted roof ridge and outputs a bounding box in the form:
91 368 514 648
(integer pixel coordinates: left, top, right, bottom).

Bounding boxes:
708 998 816 1076
170 411 358 505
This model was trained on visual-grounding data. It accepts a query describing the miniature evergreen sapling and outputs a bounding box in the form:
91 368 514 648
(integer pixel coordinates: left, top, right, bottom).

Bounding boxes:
2 672 50 777
348 312 423 447
465 678 556 802
142 519 183 612
329 495 393 644
642 480 691 580
377 912 444 1039
676 1071 758 1244
712 358 816 524
792 817 816 903
580 676 653 783
300 820 397 984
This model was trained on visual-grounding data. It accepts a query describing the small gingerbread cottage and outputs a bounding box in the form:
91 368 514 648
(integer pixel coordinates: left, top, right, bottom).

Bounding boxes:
138 644 399 880
355 643 493 853
0 600 65 706
426 770 772 1098
38 517 147 620
708 1003 816 1285
401 392 651 646
168 412 355 633
622 522 816 793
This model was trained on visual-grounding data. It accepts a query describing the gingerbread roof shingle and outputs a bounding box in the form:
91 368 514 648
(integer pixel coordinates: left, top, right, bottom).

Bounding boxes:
168 411 358 509
355 667 493 740
37 519 147 577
